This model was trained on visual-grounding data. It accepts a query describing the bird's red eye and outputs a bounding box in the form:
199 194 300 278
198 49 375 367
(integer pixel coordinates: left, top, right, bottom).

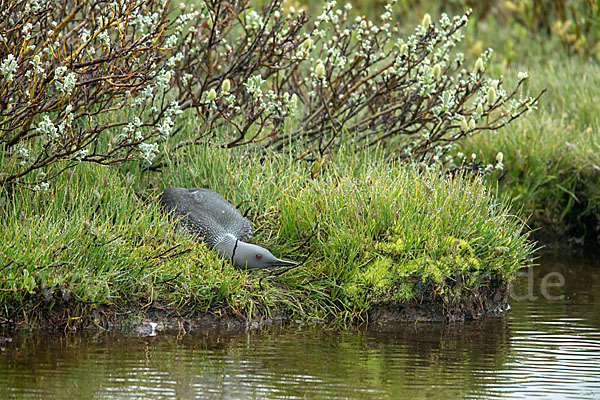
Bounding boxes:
256 254 262 260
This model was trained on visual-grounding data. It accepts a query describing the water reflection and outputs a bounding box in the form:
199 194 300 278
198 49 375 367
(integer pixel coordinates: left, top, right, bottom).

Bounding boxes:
1 255 599 399
482 255 600 399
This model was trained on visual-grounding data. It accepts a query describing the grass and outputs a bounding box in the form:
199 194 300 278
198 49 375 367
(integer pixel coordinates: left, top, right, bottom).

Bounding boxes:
458 21 600 248
0 129 534 327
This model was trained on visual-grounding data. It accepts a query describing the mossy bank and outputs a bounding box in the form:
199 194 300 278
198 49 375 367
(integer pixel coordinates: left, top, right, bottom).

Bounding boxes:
0 144 533 330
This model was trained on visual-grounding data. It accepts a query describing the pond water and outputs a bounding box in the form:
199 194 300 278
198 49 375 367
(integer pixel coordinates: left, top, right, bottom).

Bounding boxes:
1 255 599 399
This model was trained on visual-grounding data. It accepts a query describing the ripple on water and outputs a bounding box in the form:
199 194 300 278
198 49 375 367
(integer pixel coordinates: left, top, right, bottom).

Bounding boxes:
1 255 600 399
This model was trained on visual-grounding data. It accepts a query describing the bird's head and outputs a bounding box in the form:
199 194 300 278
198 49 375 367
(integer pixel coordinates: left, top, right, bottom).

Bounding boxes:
232 241 297 270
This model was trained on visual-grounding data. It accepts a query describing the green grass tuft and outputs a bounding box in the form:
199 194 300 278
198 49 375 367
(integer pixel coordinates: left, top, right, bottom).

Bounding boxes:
0 140 534 327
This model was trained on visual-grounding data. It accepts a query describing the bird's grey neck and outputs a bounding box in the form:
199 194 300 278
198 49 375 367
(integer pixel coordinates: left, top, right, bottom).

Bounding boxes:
214 233 243 260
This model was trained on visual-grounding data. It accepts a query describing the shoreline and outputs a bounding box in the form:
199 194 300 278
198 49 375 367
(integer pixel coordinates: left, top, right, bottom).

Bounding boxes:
1 282 511 333
6 233 599 334
3 230 595 334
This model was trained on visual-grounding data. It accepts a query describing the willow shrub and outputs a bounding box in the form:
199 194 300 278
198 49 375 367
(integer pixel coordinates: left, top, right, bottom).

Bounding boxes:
1 0 541 188
172 0 542 165
0 0 188 187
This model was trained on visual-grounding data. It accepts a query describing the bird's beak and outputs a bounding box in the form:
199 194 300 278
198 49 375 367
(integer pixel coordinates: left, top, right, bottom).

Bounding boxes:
269 258 297 267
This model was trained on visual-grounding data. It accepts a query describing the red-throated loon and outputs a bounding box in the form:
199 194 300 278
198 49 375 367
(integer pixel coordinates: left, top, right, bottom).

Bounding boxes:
160 187 296 269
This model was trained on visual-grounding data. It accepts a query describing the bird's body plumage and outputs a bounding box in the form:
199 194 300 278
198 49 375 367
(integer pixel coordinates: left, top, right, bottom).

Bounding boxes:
160 187 252 247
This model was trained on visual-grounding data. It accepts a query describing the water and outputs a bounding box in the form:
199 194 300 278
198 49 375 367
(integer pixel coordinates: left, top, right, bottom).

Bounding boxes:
1 255 599 399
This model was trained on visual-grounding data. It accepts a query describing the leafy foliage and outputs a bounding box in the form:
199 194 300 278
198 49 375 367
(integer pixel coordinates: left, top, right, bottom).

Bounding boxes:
169 1 541 164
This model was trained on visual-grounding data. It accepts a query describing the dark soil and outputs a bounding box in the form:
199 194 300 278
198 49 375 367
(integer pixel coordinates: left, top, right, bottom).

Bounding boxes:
367 283 510 325
0 298 283 334
1 284 511 333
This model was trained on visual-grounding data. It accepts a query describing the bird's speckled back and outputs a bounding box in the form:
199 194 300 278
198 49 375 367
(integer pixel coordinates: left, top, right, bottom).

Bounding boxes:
160 188 253 247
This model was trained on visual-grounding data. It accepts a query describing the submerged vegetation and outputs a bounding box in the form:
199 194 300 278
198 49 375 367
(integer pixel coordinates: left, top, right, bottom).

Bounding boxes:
2 0 596 329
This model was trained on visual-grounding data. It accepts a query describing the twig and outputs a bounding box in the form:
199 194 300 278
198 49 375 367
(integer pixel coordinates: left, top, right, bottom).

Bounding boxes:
156 271 183 285
0 260 13 274
147 247 193 269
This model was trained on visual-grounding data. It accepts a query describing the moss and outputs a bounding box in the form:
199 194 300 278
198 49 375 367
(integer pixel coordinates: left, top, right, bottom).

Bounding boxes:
357 231 503 308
